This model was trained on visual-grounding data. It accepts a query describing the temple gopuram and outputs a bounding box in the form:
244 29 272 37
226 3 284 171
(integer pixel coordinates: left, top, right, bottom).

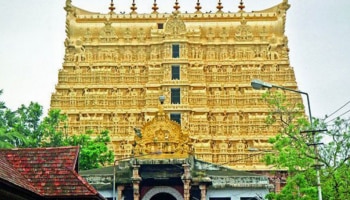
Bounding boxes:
51 0 302 198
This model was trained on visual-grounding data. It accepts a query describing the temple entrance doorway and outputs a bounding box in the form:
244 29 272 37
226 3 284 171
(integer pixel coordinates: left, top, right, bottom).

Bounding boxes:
150 193 176 200
142 186 183 200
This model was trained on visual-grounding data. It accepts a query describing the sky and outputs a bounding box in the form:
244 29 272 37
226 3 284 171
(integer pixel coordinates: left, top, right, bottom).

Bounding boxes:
0 0 350 122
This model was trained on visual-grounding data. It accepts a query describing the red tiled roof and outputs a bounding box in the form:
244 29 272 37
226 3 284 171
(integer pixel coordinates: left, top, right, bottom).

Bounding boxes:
0 155 38 194
0 146 105 199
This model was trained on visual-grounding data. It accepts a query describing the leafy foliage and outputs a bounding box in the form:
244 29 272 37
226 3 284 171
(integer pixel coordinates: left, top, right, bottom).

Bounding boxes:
0 90 29 147
39 109 114 170
318 118 350 199
67 130 114 170
15 102 43 147
262 90 350 200
0 90 114 169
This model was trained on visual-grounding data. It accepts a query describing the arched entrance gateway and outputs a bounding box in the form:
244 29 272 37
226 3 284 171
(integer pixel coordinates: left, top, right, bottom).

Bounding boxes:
80 101 271 200
150 193 176 200
143 186 183 200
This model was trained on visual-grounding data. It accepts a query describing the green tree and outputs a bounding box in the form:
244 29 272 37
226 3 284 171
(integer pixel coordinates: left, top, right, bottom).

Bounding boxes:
262 90 350 200
40 109 68 147
318 118 350 199
0 90 28 148
40 109 114 170
0 90 114 169
14 102 43 147
67 130 114 170
0 89 5 117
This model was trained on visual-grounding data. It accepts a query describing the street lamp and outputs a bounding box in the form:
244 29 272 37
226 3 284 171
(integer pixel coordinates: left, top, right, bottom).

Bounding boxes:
251 79 322 200
112 151 161 200
251 79 313 127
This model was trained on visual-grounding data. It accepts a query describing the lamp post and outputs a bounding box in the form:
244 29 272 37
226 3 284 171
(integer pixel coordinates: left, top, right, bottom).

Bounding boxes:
112 151 161 200
251 79 313 127
251 79 322 200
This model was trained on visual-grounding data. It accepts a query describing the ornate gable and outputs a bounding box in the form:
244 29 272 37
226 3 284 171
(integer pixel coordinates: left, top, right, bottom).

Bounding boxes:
134 106 191 157
235 17 253 41
164 13 187 38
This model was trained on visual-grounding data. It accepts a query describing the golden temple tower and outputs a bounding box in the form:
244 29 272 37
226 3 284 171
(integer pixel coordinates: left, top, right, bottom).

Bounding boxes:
51 0 302 171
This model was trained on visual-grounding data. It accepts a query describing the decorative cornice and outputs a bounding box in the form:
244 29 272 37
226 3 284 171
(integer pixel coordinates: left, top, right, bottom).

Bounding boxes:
211 176 271 188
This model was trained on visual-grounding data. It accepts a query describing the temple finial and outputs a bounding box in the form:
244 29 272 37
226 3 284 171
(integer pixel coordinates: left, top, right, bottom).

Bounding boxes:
173 0 180 12
65 0 72 7
109 0 116 14
195 0 202 13
238 0 245 12
130 0 137 14
152 0 159 14
216 0 224 13
64 0 73 13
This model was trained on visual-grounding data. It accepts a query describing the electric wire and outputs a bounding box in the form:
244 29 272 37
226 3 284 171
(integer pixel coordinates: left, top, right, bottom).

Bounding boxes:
324 117 350 128
323 100 350 120
324 108 350 124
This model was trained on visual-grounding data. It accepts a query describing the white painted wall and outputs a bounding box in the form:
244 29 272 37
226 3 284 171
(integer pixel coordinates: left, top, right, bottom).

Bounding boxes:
206 187 268 200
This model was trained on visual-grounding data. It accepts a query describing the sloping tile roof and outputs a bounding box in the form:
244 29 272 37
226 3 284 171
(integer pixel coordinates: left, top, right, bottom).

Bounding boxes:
0 146 105 199
0 155 38 194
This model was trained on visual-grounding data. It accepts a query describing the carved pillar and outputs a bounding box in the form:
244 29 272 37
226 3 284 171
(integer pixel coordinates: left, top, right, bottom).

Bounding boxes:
117 185 125 200
199 184 207 200
182 163 191 200
132 164 141 200
275 177 281 193
183 179 191 200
